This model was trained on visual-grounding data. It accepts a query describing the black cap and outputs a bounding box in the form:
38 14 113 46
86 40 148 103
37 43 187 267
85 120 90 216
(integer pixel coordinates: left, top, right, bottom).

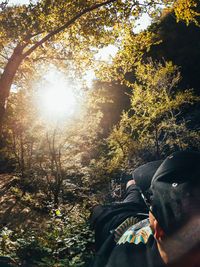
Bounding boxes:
150 151 200 235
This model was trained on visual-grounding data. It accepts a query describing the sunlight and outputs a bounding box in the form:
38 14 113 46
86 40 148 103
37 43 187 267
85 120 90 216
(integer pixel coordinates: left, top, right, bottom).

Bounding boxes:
41 85 76 115
37 70 78 120
9 0 38 5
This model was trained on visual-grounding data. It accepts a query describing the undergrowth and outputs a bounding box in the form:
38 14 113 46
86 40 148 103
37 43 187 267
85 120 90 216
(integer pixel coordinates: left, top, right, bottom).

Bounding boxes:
0 207 95 266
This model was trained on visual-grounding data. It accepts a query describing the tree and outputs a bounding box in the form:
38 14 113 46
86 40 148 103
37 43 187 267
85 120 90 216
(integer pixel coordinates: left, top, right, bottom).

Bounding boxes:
0 0 199 131
108 60 200 171
3 86 104 206
2 90 38 178
146 11 200 94
0 0 110 127
0 0 155 130
94 7 200 137
35 110 103 206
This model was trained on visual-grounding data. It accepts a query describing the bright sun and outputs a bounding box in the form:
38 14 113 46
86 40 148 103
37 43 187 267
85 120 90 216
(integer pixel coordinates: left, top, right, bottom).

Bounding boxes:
37 70 78 120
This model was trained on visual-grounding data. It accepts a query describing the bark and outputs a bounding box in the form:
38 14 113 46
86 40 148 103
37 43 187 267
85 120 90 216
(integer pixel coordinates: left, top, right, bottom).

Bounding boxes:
0 45 24 138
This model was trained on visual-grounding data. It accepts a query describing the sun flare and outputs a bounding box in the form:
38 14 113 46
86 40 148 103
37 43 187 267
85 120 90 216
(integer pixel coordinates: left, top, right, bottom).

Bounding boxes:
41 85 76 114
37 70 78 119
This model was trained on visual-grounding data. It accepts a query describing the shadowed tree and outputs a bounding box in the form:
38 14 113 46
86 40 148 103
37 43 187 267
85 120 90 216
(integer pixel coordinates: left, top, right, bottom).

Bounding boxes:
107 60 200 172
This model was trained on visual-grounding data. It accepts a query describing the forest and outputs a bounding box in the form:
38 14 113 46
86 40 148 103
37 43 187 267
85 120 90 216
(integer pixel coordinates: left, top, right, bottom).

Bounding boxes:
0 0 200 266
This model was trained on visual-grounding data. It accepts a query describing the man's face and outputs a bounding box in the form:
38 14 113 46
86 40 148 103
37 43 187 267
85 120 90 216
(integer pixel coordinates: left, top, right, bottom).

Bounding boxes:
149 210 200 266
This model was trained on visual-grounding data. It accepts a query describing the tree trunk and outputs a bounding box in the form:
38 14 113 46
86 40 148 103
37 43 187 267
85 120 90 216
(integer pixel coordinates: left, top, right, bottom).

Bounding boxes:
0 46 24 140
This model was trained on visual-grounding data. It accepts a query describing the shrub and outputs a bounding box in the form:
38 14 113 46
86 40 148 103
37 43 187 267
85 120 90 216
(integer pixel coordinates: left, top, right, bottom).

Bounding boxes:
0 209 94 266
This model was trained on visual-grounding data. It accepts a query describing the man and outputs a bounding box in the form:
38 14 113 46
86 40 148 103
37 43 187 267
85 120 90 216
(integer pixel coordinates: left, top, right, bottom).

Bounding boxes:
90 151 200 267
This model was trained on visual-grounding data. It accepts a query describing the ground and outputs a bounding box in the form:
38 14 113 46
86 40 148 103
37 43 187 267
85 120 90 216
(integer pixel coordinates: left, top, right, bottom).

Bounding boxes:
0 174 48 230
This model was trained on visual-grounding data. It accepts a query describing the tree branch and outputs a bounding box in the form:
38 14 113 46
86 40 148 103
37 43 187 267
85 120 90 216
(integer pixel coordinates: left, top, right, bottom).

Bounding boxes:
23 31 45 41
0 53 9 60
22 0 116 59
30 56 68 62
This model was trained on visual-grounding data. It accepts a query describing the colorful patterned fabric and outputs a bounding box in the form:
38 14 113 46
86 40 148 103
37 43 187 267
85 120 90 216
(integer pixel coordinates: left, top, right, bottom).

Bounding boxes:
114 218 153 245
114 216 139 243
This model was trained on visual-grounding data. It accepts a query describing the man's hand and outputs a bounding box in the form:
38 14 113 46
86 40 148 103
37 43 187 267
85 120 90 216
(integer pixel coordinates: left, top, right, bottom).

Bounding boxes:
126 179 135 190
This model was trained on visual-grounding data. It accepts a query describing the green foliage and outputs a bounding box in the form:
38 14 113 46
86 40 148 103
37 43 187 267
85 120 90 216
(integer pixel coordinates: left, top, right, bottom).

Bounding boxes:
172 0 200 26
146 10 200 97
2 86 106 207
0 0 199 105
96 29 161 83
107 60 200 171
10 186 23 199
0 210 94 266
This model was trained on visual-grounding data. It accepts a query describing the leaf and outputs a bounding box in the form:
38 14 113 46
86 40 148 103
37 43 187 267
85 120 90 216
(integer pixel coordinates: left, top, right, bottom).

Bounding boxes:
56 210 61 215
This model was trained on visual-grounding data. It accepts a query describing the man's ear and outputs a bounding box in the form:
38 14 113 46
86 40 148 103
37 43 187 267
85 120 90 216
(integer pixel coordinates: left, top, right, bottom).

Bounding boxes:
154 220 165 240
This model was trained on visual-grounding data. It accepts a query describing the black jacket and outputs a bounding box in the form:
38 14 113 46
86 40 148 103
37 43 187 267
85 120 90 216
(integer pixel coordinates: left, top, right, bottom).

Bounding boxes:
106 227 165 267
90 184 160 267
